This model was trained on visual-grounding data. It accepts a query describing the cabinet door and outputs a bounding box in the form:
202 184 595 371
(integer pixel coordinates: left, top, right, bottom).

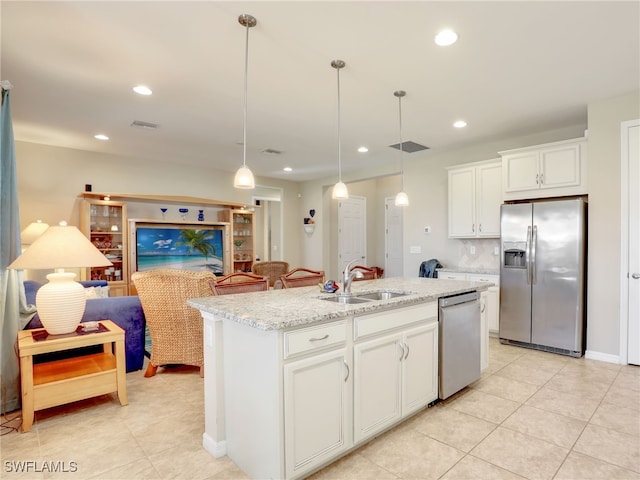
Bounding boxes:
539 143 581 189
479 291 489 372
476 162 502 237
448 167 476 238
503 151 539 193
353 334 402 443
284 348 352 478
486 286 500 334
401 323 438 414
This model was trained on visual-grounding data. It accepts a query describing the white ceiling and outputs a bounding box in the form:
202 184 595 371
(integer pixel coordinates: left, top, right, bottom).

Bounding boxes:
2 1 639 183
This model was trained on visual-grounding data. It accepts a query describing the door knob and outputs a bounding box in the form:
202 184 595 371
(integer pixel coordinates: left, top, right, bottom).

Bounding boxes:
632 273 640 279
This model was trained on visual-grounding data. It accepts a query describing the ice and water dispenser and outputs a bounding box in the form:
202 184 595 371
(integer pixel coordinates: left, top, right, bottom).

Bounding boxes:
503 242 527 268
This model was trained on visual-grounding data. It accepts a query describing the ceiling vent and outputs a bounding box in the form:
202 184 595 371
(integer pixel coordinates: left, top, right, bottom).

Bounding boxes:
262 148 282 155
131 120 158 130
389 141 430 153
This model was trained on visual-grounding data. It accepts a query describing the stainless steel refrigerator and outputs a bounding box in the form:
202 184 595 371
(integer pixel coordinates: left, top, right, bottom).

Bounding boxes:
500 198 587 357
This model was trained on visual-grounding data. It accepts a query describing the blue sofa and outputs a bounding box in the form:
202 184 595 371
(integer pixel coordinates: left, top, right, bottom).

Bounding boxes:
23 280 146 373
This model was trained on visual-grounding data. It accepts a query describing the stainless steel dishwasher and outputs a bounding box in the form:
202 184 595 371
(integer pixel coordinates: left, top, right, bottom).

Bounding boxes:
438 291 481 400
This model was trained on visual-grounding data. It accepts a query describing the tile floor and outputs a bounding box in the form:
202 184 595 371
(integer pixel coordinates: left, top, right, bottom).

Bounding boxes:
1 338 639 480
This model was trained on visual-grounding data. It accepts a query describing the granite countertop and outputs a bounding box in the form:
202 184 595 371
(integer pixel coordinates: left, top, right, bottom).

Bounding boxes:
188 277 490 331
436 267 500 276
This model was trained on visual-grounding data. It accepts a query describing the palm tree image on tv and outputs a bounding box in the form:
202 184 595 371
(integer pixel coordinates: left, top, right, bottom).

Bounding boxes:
175 229 217 260
135 226 224 274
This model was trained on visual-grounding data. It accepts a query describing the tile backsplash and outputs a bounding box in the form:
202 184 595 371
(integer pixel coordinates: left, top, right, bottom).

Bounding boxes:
456 239 500 270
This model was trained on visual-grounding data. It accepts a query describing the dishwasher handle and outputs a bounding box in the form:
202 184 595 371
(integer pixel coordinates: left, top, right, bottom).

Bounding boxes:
438 291 479 308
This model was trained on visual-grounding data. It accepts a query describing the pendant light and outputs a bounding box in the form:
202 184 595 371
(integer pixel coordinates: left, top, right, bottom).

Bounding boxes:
331 60 349 200
233 14 257 189
394 90 409 206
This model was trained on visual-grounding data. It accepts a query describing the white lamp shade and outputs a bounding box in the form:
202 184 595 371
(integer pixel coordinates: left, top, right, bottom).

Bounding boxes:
395 191 409 206
234 166 256 189
9 222 112 270
20 220 50 245
332 181 349 199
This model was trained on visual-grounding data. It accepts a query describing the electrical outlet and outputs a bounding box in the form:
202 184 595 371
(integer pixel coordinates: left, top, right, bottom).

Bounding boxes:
470 246 476 255
424 226 431 234
410 245 422 254
494 246 500 255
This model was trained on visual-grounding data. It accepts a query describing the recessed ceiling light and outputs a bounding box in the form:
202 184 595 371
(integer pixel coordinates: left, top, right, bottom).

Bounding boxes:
133 85 152 95
283 167 292 172
94 134 109 140
357 146 369 153
435 29 458 46
453 120 467 128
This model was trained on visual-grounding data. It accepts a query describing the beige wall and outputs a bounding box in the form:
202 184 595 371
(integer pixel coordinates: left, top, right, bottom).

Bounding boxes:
586 90 640 359
15 141 303 270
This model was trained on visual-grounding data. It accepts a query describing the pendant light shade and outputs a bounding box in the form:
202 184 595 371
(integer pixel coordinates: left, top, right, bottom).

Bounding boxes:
331 60 349 200
234 14 257 190
394 90 409 206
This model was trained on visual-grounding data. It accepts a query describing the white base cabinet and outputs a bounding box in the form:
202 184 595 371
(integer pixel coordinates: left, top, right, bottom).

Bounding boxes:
205 301 438 480
353 304 438 444
284 348 352 477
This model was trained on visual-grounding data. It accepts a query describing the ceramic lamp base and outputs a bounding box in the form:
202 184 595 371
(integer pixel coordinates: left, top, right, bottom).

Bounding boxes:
36 272 86 335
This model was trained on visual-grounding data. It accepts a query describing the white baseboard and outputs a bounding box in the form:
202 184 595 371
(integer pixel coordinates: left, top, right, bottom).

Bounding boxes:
585 349 621 364
203 432 227 458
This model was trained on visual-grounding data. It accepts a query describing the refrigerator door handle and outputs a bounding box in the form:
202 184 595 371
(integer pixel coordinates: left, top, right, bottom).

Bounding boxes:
526 225 532 285
532 225 538 285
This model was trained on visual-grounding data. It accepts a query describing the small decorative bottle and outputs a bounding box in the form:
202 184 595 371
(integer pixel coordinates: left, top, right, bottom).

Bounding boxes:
198 210 205 221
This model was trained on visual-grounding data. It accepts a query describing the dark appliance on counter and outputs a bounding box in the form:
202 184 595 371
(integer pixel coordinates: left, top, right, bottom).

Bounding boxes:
500 198 587 357
438 291 481 400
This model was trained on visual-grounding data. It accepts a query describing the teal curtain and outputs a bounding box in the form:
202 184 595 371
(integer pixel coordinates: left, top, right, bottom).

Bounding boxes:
0 86 23 413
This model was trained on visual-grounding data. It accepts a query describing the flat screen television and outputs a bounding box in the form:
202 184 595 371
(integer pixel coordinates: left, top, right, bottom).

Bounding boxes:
128 220 230 276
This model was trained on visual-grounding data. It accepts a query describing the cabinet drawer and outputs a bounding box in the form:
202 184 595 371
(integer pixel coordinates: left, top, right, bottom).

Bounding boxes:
284 321 347 359
354 303 437 340
438 272 467 281
467 273 499 286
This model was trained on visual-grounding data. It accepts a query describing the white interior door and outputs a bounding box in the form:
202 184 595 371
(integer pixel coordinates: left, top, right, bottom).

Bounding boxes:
338 196 366 275
624 120 640 365
385 197 403 277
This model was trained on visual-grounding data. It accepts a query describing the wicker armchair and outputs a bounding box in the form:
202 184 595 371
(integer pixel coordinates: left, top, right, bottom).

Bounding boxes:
210 272 268 295
251 261 290 288
131 269 216 378
280 268 325 288
350 265 378 281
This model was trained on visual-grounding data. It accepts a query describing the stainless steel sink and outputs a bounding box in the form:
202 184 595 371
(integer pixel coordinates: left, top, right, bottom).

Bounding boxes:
320 290 413 304
321 295 371 304
353 290 411 301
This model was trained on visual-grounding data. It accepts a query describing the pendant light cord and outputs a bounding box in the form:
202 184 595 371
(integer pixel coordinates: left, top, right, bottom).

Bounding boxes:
336 65 342 183
243 21 250 169
398 93 404 191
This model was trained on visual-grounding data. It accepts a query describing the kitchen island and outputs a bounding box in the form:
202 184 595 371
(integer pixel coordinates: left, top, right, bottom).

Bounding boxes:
188 277 489 480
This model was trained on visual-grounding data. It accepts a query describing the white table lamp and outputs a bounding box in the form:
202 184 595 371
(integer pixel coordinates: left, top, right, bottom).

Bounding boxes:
9 221 113 334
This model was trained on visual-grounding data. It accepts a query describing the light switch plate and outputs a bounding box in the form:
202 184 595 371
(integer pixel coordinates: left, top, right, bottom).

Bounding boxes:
424 226 431 234
470 246 476 255
494 246 500 255
410 246 422 254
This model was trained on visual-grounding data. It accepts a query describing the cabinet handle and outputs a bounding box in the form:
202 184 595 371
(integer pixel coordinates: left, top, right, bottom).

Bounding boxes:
632 273 640 279
536 173 539 185
399 343 406 361
540 173 544 184
479 224 482 233
472 223 475 233
481 303 486 313
309 334 329 342
343 361 350 382
403 342 410 360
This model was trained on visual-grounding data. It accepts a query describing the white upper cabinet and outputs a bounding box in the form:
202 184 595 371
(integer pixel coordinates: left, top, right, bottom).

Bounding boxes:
500 137 587 201
448 159 502 238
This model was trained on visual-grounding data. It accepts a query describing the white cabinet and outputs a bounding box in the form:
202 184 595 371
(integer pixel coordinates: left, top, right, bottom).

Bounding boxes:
448 159 501 238
353 303 438 443
500 137 587 201
284 347 352 478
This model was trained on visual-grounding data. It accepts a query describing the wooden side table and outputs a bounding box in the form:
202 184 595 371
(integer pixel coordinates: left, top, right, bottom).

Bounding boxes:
18 320 128 432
